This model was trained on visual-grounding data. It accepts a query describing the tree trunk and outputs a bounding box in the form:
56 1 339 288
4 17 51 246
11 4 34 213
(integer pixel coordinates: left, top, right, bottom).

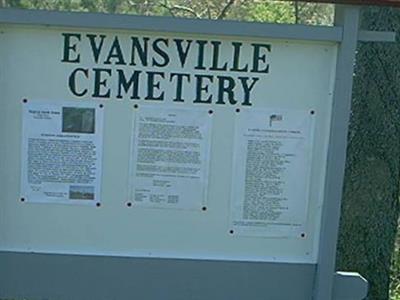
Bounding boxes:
294 1 299 24
336 6 400 300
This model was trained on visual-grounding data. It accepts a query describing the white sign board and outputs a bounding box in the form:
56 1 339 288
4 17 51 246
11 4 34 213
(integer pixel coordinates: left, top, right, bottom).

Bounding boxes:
0 25 337 263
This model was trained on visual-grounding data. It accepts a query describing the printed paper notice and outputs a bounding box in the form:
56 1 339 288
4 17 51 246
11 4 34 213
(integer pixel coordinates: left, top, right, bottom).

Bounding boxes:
230 109 315 237
130 106 212 210
21 101 104 205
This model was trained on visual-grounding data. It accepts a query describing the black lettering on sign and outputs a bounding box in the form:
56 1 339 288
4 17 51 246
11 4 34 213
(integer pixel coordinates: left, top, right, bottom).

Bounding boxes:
62 33 272 106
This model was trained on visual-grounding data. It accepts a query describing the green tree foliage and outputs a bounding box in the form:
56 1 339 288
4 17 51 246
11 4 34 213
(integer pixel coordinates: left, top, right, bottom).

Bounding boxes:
0 0 163 14
229 0 296 23
0 0 333 25
336 6 400 300
391 233 400 299
228 0 332 25
4 0 83 11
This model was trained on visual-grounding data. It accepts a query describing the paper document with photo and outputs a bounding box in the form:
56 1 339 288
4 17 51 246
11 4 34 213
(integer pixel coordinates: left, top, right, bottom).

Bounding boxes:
21 101 104 205
129 106 212 210
230 109 315 237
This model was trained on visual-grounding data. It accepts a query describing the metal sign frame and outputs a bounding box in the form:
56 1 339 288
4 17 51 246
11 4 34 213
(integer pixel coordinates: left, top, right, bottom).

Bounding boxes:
0 5 393 300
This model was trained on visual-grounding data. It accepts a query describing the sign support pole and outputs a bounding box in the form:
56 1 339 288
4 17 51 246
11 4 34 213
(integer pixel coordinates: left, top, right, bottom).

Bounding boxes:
313 5 361 300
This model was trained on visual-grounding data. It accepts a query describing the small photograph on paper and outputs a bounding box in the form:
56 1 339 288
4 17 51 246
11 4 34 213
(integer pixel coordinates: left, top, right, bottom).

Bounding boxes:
62 107 95 134
69 185 95 200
